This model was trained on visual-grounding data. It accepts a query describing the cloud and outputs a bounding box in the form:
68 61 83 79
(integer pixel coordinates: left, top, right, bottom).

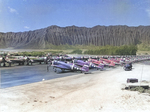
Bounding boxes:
8 7 18 14
146 9 150 17
24 26 30 29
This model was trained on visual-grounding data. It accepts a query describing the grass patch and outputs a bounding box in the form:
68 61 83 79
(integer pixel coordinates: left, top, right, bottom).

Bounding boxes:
11 50 63 56
84 45 137 55
70 49 82 54
3 44 150 56
137 51 150 55
137 42 150 51
130 86 150 94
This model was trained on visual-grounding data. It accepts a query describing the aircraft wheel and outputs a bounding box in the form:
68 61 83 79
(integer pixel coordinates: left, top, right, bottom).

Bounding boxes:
3 63 6 67
123 66 126 70
61 69 64 72
54 69 57 72
56 70 59 74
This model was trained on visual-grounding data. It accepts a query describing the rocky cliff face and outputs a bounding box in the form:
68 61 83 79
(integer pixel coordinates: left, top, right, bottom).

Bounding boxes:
0 25 150 49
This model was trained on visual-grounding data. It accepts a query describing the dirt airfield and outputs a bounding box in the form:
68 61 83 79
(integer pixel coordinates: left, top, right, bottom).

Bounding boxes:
1 63 150 112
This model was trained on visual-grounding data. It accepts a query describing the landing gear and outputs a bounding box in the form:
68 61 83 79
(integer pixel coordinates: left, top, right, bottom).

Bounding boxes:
54 68 57 72
3 63 6 67
61 69 65 72
9 63 11 67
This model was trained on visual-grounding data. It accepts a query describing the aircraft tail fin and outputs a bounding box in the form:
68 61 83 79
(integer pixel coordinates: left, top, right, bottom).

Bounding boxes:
2 57 7 62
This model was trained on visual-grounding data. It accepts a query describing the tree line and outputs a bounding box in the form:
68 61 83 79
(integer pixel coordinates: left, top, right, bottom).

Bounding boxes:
84 45 137 55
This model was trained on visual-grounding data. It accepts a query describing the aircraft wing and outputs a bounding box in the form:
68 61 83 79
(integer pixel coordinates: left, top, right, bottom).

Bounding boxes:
108 61 115 67
53 64 70 70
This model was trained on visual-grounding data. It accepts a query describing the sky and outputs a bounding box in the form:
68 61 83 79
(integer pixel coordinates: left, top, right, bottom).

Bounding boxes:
0 0 150 32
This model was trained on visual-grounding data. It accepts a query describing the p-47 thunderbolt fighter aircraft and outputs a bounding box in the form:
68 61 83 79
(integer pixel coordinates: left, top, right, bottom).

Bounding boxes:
73 59 104 70
51 60 89 73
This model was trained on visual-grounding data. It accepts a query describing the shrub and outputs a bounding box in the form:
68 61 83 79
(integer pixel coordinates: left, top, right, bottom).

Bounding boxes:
130 87 145 93
71 49 82 54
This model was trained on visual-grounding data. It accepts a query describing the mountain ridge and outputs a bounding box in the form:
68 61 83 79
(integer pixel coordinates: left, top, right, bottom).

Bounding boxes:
0 25 150 49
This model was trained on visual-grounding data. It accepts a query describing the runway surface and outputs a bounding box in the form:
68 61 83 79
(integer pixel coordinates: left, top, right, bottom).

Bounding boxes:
0 65 84 88
1 60 150 89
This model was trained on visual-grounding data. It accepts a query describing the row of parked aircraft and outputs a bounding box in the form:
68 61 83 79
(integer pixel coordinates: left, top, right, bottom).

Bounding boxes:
0 56 47 67
49 55 150 73
1 54 150 74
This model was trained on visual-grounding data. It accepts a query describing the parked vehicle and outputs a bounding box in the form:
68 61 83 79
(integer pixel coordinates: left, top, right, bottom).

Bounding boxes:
123 63 132 71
